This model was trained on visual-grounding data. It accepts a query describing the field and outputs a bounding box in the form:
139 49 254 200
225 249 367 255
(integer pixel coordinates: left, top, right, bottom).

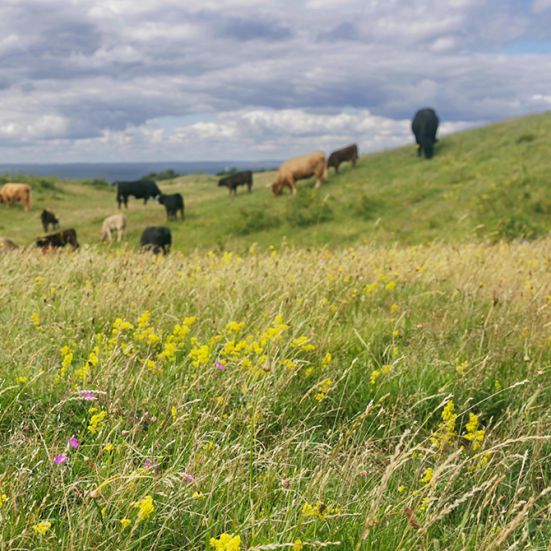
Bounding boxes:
0 114 550 550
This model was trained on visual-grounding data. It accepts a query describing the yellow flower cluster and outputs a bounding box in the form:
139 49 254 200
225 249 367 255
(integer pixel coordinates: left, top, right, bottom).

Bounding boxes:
291 336 316 352
0 494 7 508
87 409 107 434
133 495 154 522
209 533 241 550
32 520 52 536
314 378 333 401
301 500 341 519
59 345 74 377
430 400 457 453
463 413 485 451
31 312 42 331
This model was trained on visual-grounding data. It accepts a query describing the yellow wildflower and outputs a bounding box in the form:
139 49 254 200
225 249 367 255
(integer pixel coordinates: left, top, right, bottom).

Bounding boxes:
87 410 107 434
209 533 241 551
397 485 405 493
104 443 114 453
314 378 333 401
133 495 154 522
171 406 177 420
381 364 393 375
390 303 400 314
291 336 316 352
192 491 205 500
322 353 332 366
293 540 304 551
17 376 29 384
31 312 42 330
370 370 380 385
120 518 131 529
226 320 245 333
420 467 433 484
463 413 485 451
215 395 227 407
32 520 52 536
0 494 7 508
301 500 339 519
137 311 151 329
385 280 397 292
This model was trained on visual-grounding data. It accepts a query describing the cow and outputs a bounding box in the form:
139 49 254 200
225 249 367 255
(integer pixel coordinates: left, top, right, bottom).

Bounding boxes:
0 183 32 211
272 151 327 195
0 237 18 252
140 226 171 255
158 193 184 221
327 144 359 173
412 108 439 159
115 179 162 209
40 209 59 233
218 171 253 195
35 229 79 250
101 214 127 243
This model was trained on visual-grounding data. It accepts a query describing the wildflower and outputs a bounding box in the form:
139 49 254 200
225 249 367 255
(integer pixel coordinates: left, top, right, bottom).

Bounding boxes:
281 479 290 489
370 370 380 385
189 343 211 367
32 520 52 536
87 410 107 434
455 359 469 377
420 467 433 484
192 491 205 500
183 472 195 484
314 378 333 401
171 406 177 420
104 443 114 453
31 312 42 330
209 533 241 551
419 497 432 513
137 311 151 329
60 346 74 377
68 437 79 449
390 303 400 314
322 353 332 366
283 359 296 370
214 396 227 407
431 400 457 452
359 470 367 478
291 336 316 352
120 518 131 529
385 280 397 292
398 485 406 493
17 375 29 384
80 391 96 401
301 501 339 519
54 453 68 465
463 413 485 451
142 459 157 469
226 320 245 333
381 364 393 375
0 494 7 508
215 360 225 371
293 540 304 551
133 495 154 522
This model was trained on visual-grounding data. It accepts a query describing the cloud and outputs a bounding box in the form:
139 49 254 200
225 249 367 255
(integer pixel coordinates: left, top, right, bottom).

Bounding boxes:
0 0 549 161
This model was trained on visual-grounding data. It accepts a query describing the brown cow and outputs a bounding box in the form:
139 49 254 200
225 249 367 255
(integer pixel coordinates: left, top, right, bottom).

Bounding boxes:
0 183 32 211
327 144 359 173
272 151 327 195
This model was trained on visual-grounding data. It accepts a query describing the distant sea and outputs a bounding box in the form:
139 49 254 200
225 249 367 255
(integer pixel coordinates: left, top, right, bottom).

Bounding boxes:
0 161 280 183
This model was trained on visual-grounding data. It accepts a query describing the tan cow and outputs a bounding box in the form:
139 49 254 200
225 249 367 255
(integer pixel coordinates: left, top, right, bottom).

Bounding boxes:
101 213 127 243
0 183 32 211
272 151 327 195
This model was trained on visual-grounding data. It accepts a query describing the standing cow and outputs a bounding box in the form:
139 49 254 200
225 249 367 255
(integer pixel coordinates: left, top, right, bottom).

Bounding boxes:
272 151 327 195
0 183 32 211
140 226 172 255
158 193 184 221
101 214 127 242
412 108 439 159
327 144 359 173
218 171 253 195
115 180 162 208
40 209 59 232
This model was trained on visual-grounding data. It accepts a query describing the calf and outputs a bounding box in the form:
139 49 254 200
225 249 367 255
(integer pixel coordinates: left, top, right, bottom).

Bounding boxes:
115 179 162 208
40 209 59 232
272 151 327 195
36 229 79 250
218 171 253 195
101 213 127 242
140 226 171 255
327 144 358 173
158 193 184 221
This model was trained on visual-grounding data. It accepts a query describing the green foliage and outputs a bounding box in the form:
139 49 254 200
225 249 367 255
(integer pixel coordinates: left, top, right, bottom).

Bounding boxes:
233 206 281 235
284 190 334 227
141 169 179 181
82 178 110 190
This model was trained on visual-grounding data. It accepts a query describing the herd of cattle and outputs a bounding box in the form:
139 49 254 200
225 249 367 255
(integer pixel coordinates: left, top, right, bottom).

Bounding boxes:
0 108 439 254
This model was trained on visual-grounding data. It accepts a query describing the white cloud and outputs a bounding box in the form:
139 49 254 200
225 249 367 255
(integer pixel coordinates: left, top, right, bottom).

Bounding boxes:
532 0 551 13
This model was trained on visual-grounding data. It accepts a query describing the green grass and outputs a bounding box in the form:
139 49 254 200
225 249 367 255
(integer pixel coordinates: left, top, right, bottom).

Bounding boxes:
1 112 550 252
0 114 550 550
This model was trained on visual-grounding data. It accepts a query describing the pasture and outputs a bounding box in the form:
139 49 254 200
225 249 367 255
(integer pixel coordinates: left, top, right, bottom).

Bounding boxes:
0 113 550 550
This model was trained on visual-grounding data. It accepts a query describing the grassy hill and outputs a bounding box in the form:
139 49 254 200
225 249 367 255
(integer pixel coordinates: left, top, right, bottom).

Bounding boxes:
1 112 550 252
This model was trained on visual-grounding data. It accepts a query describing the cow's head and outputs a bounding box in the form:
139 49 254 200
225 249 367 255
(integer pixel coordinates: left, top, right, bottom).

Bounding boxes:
157 194 166 204
422 139 435 159
217 179 226 187
271 181 283 196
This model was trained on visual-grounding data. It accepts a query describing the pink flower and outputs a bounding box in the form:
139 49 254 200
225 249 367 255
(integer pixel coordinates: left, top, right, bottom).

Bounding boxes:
183 472 195 483
54 453 68 465
68 437 79 449
80 392 96 401
359 470 367 479
281 479 291 489
215 360 225 371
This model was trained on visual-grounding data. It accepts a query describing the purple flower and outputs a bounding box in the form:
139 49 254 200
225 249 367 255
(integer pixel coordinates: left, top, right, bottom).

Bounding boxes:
68 437 79 449
54 453 68 465
142 459 158 469
183 472 195 483
215 360 225 371
80 392 96 401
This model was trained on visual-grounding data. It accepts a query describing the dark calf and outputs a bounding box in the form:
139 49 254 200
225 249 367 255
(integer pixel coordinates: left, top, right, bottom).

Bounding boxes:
327 144 359 173
140 226 172 255
40 209 59 232
158 193 184 221
36 228 79 250
218 171 253 195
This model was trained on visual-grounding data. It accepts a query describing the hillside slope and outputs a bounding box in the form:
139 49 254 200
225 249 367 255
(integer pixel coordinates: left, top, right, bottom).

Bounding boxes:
1 112 550 252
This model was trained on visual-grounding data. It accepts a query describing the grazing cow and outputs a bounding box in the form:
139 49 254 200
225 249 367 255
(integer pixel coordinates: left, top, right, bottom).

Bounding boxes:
40 209 59 232
0 237 18 252
101 214 127 243
36 229 79 250
272 151 327 195
158 193 184 221
115 179 161 208
218 171 253 195
140 226 171 255
0 183 32 211
327 144 359 173
412 108 439 159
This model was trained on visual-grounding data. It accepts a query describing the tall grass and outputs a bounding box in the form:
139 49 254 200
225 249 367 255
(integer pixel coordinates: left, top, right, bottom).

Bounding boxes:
0 240 549 549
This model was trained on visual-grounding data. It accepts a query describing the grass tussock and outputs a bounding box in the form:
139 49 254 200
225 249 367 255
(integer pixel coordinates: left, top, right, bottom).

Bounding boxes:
0 240 549 549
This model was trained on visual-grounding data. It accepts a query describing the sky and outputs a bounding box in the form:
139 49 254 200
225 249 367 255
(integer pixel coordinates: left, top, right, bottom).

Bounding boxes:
1 0 551 163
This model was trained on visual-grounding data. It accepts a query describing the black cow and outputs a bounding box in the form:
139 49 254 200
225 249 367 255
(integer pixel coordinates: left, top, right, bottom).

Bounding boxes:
412 108 439 159
35 229 79 250
158 193 184 221
115 180 162 208
218 171 253 195
327 144 359 173
40 209 59 233
140 226 171 255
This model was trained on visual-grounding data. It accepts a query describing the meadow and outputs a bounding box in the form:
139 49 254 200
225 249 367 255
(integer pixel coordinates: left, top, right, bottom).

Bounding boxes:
0 113 550 550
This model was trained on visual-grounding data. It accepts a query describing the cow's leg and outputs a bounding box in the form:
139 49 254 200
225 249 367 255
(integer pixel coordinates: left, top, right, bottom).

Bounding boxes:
289 179 297 194
247 183 252 193
144 197 148 205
